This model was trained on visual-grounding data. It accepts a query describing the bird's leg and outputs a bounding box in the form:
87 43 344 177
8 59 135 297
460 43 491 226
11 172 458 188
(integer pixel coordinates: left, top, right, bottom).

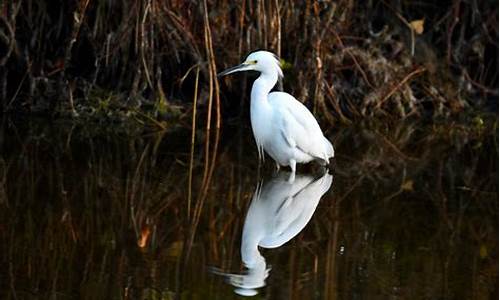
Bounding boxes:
327 157 334 173
289 159 296 173
275 162 281 172
288 160 296 183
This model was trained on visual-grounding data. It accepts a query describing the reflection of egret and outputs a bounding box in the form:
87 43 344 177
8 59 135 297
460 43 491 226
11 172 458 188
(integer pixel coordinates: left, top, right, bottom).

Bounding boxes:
211 171 333 296
218 51 334 181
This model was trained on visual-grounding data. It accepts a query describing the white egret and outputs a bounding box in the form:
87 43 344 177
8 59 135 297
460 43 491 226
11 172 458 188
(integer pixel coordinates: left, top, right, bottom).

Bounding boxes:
210 171 333 296
243 172 332 295
241 171 333 264
218 51 334 180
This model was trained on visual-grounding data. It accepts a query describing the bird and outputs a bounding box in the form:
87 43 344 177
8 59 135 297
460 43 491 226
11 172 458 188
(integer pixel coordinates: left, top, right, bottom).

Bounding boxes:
210 171 333 296
240 171 333 266
218 51 334 180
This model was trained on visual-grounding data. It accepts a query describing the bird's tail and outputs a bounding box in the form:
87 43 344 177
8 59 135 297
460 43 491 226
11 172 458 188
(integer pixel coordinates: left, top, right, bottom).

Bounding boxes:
324 137 334 159
316 138 334 166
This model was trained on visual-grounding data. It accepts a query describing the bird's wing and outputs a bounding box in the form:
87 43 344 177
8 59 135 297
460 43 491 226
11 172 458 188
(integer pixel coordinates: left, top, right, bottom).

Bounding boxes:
269 92 329 160
260 173 332 248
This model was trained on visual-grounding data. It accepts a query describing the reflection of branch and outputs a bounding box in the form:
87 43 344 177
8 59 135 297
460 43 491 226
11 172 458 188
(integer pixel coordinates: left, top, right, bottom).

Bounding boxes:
373 130 417 161
6 62 32 109
336 173 367 204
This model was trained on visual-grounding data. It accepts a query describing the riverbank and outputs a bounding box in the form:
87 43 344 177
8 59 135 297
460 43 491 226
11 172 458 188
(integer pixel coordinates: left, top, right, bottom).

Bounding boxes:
1 1 497 124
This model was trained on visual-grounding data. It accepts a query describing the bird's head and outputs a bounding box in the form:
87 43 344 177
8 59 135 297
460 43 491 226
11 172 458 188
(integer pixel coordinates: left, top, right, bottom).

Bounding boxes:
218 50 283 78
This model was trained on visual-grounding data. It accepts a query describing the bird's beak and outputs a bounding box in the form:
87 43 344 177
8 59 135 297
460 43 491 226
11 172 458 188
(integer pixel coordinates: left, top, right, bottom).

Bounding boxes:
217 63 252 77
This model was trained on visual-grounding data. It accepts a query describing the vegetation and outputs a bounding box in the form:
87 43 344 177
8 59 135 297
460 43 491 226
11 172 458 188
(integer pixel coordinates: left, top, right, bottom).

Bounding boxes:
1 0 498 124
0 1 497 298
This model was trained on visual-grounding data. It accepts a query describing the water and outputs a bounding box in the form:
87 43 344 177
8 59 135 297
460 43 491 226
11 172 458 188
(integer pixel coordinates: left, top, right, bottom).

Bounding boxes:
0 116 497 299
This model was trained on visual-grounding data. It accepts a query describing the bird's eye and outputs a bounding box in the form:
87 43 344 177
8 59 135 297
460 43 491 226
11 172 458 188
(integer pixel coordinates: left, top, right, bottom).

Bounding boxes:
250 60 258 64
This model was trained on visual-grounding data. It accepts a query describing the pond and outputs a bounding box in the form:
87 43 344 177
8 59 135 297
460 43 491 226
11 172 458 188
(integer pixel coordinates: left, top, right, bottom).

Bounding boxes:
0 116 497 299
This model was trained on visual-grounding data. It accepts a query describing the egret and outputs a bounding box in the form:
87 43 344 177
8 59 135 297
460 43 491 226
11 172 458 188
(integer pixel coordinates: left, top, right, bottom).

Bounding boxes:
218 51 334 180
240 171 333 267
210 171 333 296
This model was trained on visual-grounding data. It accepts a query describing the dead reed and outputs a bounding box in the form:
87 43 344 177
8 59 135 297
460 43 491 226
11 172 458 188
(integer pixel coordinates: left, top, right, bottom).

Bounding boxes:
0 0 496 124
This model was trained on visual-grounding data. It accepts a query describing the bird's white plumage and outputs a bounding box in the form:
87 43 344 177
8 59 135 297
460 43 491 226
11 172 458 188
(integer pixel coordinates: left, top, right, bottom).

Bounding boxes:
241 171 333 254
268 91 334 163
218 50 334 176
209 172 332 296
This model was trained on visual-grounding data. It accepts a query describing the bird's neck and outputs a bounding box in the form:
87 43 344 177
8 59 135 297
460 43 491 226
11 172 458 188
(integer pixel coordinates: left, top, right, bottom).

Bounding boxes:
241 246 266 269
251 72 278 102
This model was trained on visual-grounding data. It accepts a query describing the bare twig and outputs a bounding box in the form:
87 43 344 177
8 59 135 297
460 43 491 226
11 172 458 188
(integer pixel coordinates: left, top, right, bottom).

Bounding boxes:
381 0 416 56
331 28 375 89
447 0 461 64
140 1 154 90
63 0 91 72
376 67 426 109
0 16 15 66
463 69 499 95
187 67 200 219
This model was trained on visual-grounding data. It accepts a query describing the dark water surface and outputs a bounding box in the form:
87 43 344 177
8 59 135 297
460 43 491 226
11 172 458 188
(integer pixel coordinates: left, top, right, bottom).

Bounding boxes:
0 116 498 299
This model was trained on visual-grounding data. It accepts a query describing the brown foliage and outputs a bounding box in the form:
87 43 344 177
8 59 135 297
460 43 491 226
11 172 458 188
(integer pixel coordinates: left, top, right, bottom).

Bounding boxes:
0 0 498 122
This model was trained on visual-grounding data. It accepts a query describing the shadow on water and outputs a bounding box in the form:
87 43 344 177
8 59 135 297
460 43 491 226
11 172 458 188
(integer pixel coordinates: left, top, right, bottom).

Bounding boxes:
0 116 498 299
